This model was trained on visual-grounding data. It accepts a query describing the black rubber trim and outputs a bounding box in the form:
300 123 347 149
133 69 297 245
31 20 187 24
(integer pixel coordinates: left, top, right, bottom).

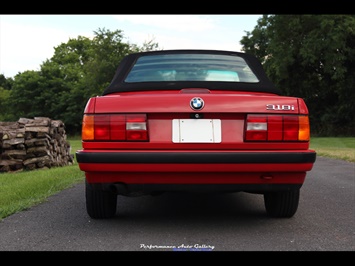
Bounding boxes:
76 151 316 164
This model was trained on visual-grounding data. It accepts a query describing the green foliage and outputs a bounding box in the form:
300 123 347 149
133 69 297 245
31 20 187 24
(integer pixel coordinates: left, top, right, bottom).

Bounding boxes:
83 28 132 98
0 87 11 120
2 28 160 134
0 74 13 120
241 15 355 136
0 74 13 90
6 70 45 120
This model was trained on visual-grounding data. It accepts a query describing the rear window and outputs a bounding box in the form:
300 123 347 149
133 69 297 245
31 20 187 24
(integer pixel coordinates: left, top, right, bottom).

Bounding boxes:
124 53 259 83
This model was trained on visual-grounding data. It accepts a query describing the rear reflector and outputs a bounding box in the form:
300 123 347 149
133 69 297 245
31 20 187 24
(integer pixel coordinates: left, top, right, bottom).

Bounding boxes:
245 114 310 142
82 114 148 141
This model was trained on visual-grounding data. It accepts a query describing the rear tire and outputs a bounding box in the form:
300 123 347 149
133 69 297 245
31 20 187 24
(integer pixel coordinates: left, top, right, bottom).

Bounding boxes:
264 189 300 218
85 181 117 219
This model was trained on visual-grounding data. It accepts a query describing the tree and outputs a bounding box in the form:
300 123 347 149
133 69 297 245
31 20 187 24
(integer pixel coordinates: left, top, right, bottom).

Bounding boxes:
4 28 160 134
241 15 355 136
0 74 13 91
0 74 13 120
0 87 11 120
83 28 132 99
6 70 45 120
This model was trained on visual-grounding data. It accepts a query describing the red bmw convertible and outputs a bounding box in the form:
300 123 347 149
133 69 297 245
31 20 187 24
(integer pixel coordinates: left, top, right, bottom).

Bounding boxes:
76 49 316 219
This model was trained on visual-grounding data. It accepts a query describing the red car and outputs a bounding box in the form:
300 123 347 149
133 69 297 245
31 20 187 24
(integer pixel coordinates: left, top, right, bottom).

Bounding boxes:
76 49 316 219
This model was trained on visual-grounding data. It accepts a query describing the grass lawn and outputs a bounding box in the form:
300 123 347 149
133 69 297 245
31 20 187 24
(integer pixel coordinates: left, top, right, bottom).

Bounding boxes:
0 138 84 220
310 137 355 163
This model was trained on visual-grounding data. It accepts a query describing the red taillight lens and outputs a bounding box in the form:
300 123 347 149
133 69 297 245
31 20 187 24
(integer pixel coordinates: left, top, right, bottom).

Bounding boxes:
82 114 148 141
245 114 310 142
110 115 126 140
94 115 110 140
283 116 299 141
267 115 283 140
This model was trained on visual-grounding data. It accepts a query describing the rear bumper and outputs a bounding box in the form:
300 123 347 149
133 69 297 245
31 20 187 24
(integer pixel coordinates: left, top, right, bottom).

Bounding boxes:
76 150 316 188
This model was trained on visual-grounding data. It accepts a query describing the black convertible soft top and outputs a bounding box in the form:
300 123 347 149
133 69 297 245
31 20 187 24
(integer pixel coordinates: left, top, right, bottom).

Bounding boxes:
103 49 281 95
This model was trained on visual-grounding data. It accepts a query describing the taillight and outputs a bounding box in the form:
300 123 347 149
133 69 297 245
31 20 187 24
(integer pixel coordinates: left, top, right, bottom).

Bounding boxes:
246 115 267 141
82 114 148 141
245 114 310 142
82 115 94 140
126 114 148 141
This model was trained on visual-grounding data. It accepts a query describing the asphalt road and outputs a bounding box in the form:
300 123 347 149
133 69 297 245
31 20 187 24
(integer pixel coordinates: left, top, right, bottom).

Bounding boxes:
0 156 354 252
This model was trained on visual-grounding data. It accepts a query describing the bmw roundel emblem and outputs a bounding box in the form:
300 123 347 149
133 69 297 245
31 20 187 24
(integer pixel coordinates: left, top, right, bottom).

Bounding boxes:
190 97 204 110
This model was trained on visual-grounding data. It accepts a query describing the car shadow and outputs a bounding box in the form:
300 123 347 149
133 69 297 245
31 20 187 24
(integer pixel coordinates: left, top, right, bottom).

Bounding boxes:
111 191 267 224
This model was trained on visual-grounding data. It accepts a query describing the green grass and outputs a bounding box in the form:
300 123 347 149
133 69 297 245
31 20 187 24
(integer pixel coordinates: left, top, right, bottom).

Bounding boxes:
0 165 84 219
0 137 354 221
310 137 355 163
0 138 84 220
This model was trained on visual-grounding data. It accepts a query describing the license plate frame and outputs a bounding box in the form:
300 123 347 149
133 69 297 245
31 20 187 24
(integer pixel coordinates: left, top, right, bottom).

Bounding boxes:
172 119 221 143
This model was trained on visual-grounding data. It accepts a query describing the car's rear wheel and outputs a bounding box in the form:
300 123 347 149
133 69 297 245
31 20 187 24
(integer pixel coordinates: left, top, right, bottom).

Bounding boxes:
85 181 117 219
263 189 300 218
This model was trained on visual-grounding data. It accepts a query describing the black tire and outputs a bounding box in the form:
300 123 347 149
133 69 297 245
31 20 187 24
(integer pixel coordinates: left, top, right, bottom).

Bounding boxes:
264 189 300 218
85 181 117 219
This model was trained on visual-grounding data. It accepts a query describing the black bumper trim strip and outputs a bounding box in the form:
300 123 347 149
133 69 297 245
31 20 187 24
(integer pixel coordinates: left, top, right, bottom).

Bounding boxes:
76 151 316 164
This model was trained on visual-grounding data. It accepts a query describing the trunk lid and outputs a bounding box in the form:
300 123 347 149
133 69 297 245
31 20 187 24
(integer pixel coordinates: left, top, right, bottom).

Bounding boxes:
82 90 309 151
92 90 302 114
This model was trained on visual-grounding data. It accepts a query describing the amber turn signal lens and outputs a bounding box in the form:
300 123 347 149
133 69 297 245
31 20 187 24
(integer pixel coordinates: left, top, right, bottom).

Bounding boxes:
298 116 310 141
82 115 94 141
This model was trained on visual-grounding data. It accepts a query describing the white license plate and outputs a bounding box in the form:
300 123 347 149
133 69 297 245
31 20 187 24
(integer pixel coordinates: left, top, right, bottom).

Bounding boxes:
172 119 221 143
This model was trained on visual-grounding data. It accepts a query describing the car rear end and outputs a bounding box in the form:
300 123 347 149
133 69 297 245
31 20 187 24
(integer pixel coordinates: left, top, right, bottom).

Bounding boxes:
76 50 316 219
